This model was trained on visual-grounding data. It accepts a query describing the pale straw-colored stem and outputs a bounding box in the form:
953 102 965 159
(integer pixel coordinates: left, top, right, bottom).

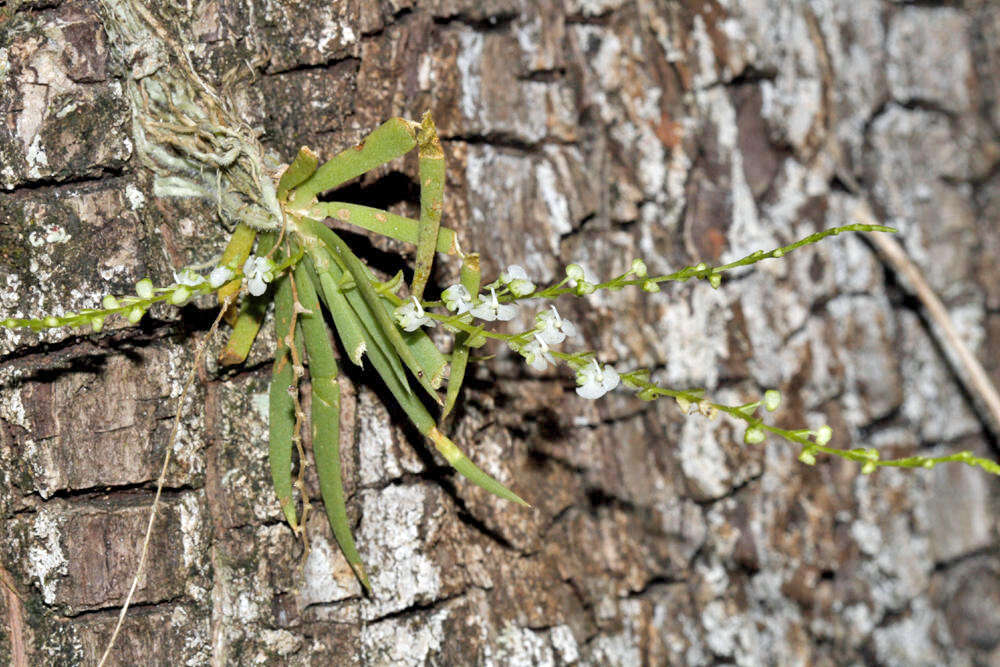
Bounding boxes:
855 202 1000 435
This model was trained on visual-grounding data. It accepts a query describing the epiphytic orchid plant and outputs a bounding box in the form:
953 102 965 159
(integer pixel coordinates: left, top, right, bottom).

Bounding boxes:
6 110 999 597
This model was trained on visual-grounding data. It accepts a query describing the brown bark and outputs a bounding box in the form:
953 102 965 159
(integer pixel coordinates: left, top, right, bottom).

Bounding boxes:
2 0 1000 664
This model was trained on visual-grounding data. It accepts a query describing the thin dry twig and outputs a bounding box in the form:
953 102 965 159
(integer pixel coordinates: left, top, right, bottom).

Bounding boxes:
854 202 1000 436
97 296 234 667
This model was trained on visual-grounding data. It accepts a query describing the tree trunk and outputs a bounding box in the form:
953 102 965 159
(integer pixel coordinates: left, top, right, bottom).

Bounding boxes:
2 0 999 664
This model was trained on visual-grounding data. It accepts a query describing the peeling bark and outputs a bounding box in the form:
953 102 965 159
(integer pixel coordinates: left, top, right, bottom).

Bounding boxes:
1 0 999 664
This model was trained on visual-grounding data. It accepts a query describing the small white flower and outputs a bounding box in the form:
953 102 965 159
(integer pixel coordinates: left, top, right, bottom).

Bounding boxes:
209 265 235 289
243 255 275 297
575 360 620 400
499 264 535 297
393 296 434 332
442 284 474 314
470 288 518 322
534 306 577 345
173 268 206 288
521 333 555 371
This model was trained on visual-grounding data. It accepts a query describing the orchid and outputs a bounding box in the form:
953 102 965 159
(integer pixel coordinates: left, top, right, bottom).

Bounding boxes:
470 288 518 322
520 333 555 371
565 263 598 295
173 268 206 288
499 264 535 297
575 360 620 399
209 265 235 289
534 306 576 345
442 284 474 314
243 255 275 297
393 296 434 332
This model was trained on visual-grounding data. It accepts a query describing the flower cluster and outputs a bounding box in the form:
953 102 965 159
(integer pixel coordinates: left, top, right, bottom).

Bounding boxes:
390 263 623 400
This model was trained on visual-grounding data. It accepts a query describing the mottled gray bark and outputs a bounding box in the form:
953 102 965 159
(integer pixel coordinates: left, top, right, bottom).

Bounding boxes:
1 0 999 664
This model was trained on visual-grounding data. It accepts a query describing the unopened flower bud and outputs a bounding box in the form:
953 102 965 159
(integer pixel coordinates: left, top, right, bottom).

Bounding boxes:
814 425 833 445
135 278 154 300
169 286 191 305
763 389 781 412
744 426 766 445
102 295 120 309
630 258 648 278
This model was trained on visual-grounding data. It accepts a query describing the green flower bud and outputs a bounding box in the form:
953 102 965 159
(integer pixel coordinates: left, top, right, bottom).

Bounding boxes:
135 278 154 300
127 306 145 324
90 315 105 333
169 286 191 305
641 279 660 293
102 295 121 309
565 264 585 281
44 316 59 328
638 387 658 401
708 273 722 289
814 425 833 445
798 449 817 465
509 279 535 297
575 282 596 296
744 426 766 445
630 258 647 278
763 389 781 412
861 461 877 475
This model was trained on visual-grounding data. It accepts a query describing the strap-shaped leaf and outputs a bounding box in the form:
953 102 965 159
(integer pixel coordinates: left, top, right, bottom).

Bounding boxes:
313 221 443 405
303 243 527 507
411 112 445 300
305 258 366 366
289 118 418 208
293 265 370 592
311 245 411 392
268 272 300 530
308 202 459 255
277 146 319 200
428 427 530 507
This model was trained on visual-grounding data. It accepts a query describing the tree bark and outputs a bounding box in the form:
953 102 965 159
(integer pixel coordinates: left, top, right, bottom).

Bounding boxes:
2 0 999 664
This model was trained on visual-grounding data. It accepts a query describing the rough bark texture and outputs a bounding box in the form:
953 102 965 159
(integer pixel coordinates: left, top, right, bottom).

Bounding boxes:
2 0 1000 664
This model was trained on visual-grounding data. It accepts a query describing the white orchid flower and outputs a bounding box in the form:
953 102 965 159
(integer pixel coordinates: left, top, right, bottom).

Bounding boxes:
393 296 434 332
575 360 620 399
442 284 474 314
173 268 206 288
470 288 518 322
209 265 235 289
534 306 577 345
243 255 276 297
521 333 555 371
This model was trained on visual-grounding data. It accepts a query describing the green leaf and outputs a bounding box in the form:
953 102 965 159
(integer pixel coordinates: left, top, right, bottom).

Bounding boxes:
268 273 300 530
309 202 459 255
293 264 370 592
411 112 445 300
277 146 319 200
